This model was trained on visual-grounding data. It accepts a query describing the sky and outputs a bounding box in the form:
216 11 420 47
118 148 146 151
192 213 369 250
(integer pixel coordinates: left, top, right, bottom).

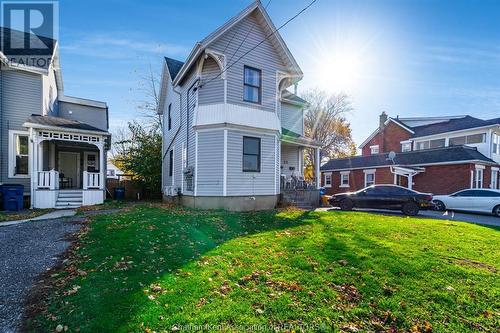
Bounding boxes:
57 0 500 146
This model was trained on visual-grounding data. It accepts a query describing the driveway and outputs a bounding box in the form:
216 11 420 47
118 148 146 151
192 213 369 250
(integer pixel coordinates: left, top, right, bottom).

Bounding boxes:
0 216 86 333
317 207 500 228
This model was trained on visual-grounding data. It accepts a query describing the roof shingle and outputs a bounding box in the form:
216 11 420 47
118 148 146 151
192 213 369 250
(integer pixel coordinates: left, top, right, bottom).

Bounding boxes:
25 114 108 133
164 57 184 81
321 145 495 171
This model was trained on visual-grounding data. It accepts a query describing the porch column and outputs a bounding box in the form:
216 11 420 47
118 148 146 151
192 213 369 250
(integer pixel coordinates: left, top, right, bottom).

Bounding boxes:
315 147 321 189
98 142 105 190
29 129 36 208
408 175 413 190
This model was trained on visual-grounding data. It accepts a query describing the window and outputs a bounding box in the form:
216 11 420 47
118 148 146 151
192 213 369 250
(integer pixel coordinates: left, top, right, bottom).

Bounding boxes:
340 171 350 187
450 133 486 146
473 167 483 188
466 133 486 144
243 136 261 172
370 145 379 154
415 139 445 150
324 173 332 188
492 134 499 155
430 138 445 148
167 104 172 130
491 169 499 189
364 170 376 187
401 142 412 152
415 141 429 150
243 66 261 104
9 131 29 177
169 149 173 177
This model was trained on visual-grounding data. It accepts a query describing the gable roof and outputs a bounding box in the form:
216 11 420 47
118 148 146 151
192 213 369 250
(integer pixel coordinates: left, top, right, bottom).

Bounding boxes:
164 57 184 80
321 145 496 171
359 117 414 149
171 0 303 86
359 115 500 148
411 116 500 138
0 27 56 71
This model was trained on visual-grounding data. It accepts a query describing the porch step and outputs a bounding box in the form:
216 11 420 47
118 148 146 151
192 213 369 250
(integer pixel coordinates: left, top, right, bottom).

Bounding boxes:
56 190 83 209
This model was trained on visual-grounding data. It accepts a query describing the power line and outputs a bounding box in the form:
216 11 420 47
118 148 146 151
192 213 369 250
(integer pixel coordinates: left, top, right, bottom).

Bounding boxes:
201 0 317 87
226 0 273 66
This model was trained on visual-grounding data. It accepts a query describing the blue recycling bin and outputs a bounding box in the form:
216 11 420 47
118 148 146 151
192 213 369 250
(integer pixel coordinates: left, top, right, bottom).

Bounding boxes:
114 187 125 200
1 184 24 211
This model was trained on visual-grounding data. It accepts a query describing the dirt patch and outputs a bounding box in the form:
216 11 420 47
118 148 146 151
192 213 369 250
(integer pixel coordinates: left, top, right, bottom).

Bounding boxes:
445 256 498 274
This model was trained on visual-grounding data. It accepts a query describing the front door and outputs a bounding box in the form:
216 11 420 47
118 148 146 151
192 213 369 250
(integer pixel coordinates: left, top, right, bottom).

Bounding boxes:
59 152 80 188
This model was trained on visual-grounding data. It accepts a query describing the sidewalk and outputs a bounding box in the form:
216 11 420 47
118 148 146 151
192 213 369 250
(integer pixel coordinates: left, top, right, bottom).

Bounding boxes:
0 209 77 227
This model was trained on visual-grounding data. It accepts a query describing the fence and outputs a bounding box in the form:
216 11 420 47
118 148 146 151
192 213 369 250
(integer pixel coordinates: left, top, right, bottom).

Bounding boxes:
106 178 161 200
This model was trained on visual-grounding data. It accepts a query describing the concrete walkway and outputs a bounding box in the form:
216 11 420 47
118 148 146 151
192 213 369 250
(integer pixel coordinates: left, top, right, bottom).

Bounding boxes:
0 210 76 227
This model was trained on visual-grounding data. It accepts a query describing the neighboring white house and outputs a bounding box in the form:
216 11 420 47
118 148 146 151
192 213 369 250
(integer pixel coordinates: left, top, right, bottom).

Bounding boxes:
158 1 321 211
107 161 124 179
0 28 110 209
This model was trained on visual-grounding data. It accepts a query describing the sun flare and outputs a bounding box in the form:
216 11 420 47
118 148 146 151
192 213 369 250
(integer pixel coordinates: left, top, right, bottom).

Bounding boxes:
315 51 363 93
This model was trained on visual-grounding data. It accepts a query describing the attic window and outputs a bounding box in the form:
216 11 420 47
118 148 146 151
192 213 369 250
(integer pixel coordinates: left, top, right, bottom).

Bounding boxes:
243 66 261 104
370 145 379 154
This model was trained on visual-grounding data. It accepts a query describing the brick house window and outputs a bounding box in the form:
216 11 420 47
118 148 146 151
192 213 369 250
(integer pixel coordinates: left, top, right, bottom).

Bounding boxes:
473 167 484 188
324 173 332 188
401 142 412 152
364 170 376 187
340 171 350 188
370 145 379 154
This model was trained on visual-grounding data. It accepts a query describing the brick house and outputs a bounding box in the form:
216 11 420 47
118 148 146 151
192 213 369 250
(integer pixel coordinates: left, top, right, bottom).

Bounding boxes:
321 113 500 195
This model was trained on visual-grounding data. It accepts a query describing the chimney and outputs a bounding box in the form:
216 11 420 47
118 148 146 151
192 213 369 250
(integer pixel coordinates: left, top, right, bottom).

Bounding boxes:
379 111 388 129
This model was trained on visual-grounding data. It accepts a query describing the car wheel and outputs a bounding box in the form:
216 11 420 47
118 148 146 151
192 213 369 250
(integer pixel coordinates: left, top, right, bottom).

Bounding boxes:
434 200 446 211
339 199 354 211
402 202 419 216
493 205 500 217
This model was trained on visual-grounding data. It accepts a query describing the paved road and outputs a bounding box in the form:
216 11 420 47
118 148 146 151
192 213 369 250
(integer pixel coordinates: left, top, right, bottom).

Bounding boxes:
0 216 85 333
317 207 500 227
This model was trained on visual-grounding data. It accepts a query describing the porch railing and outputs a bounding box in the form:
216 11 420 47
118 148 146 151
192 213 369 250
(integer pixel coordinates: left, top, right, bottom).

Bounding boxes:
37 170 59 190
83 171 101 189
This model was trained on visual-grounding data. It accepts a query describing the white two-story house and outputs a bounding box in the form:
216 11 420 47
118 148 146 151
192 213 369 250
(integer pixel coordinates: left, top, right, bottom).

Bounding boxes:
158 1 321 210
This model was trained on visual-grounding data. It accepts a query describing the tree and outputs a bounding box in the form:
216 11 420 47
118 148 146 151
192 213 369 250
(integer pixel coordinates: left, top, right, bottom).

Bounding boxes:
113 121 162 194
302 89 356 168
111 65 163 195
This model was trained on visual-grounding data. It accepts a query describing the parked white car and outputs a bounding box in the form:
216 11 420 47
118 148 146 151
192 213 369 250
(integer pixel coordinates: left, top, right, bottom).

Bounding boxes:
433 189 500 217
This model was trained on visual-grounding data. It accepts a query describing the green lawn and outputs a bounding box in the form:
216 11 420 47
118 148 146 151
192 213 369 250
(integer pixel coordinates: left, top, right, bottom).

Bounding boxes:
30 204 499 332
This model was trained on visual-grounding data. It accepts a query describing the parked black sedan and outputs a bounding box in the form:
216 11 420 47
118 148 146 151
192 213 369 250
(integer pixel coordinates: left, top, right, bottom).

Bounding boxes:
328 185 435 216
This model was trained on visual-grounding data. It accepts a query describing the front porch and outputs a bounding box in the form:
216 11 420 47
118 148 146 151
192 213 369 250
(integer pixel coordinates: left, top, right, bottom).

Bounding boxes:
26 119 109 209
280 133 322 208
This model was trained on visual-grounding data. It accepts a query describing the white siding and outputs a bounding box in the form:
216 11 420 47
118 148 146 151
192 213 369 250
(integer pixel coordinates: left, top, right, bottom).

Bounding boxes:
226 129 276 196
196 130 224 196
281 145 300 178
198 57 224 105
0 70 43 192
207 12 288 112
281 101 303 135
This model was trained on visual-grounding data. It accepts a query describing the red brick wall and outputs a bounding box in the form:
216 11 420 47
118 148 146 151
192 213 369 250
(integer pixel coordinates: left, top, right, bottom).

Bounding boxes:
361 121 412 156
322 163 499 195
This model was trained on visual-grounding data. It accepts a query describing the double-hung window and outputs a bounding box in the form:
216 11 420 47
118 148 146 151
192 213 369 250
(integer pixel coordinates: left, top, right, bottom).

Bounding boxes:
9 131 29 177
243 66 261 104
167 104 172 130
243 136 261 172
324 173 332 187
364 169 376 187
340 171 350 187
473 166 484 188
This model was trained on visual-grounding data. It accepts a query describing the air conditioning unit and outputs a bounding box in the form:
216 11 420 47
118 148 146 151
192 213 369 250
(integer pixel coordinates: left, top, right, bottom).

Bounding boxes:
164 186 178 197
